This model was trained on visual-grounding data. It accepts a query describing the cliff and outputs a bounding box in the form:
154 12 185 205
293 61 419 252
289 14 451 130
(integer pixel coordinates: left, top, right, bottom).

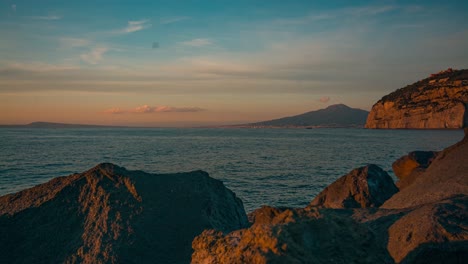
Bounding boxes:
366 68 468 129
192 131 468 263
0 164 248 264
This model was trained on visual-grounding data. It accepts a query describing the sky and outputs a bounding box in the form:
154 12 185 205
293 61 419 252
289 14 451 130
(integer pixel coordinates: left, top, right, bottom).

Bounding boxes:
1 0 467 126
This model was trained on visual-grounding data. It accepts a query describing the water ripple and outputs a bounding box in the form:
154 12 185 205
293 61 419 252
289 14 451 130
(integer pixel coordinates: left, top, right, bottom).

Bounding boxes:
0 127 463 212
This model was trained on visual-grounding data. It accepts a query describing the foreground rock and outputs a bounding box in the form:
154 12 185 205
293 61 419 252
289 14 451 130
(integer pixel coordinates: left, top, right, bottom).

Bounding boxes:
309 164 398 208
392 151 438 189
382 129 468 209
192 131 468 263
0 163 248 264
365 68 468 129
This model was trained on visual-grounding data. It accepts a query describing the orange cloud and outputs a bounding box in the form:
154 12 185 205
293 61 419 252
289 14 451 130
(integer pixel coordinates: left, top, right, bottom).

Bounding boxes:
319 96 331 103
132 105 205 113
103 107 125 114
104 105 205 114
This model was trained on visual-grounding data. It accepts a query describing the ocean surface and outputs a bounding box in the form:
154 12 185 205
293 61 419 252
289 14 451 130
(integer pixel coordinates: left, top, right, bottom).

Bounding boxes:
0 128 463 212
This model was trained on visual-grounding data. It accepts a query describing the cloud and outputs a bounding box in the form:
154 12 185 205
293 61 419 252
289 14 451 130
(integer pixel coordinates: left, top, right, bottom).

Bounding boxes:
274 14 334 25
272 5 400 25
131 105 205 113
180 38 213 47
160 16 190 25
28 15 62 20
103 107 125 114
11 5 16 12
119 20 151 33
319 96 331 103
60 38 90 48
80 47 108 64
347 5 397 16
102 105 205 114
2 62 79 73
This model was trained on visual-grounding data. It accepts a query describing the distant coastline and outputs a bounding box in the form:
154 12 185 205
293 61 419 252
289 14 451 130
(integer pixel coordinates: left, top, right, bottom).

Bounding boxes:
0 122 130 129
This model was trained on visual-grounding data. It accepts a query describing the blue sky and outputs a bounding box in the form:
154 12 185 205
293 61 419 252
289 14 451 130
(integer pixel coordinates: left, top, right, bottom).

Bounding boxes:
1 0 467 126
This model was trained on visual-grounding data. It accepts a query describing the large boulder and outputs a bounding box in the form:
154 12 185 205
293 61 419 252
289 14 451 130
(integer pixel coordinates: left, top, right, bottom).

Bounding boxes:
387 195 468 263
192 207 395 264
382 129 468 209
308 164 398 208
0 163 248 264
192 197 468 264
392 151 438 189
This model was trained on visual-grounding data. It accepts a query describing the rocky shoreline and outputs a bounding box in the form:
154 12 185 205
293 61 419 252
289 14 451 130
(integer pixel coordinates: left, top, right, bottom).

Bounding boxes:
0 129 466 263
192 129 468 263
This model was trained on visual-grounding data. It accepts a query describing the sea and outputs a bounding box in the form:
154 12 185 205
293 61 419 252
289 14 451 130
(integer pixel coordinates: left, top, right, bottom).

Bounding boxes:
0 128 463 212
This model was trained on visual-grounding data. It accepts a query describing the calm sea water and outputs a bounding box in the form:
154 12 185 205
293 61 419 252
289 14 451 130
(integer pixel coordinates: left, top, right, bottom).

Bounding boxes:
0 128 463 212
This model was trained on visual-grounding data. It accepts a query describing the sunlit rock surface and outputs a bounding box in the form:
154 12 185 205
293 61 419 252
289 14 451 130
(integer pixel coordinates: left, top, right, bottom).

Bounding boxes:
392 151 438 189
366 69 468 129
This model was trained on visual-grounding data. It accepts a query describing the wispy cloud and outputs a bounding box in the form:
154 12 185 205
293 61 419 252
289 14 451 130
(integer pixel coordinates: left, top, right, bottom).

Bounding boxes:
273 5 401 25
103 107 125 114
80 47 108 64
119 20 151 34
11 5 16 12
274 14 334 25
28 15 62 20
2 61 79 73
319 96 331 103
160 16 190 25
103 105 205 114
347 5 397 16
132 105 205 113
180 38 213 47
60 37 90 48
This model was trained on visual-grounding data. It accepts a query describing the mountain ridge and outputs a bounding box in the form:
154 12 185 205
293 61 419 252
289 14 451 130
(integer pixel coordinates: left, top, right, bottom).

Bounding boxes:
228 104 369 128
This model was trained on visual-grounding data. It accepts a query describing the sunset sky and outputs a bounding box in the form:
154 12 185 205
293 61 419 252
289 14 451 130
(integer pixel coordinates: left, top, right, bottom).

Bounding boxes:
1 0 467 126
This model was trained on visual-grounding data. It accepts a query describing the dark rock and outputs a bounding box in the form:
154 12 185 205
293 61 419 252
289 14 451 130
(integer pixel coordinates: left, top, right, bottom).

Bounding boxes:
308 164 398 208
0 163 248 264
392 151 438 189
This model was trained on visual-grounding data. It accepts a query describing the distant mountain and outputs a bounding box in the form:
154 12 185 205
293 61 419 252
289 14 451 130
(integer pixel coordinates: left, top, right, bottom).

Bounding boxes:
233 104 369 128
0 122 126 128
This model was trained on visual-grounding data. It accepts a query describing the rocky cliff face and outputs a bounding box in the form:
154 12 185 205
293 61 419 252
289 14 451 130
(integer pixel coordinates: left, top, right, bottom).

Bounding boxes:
0 163 248 264
366 69 468 129
192 131 468 264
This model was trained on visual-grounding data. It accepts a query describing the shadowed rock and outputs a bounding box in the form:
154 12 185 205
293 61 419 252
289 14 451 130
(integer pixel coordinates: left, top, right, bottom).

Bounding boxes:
387 195 468 263
392 151 438 189
308 164 398 208
0 163 248 264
